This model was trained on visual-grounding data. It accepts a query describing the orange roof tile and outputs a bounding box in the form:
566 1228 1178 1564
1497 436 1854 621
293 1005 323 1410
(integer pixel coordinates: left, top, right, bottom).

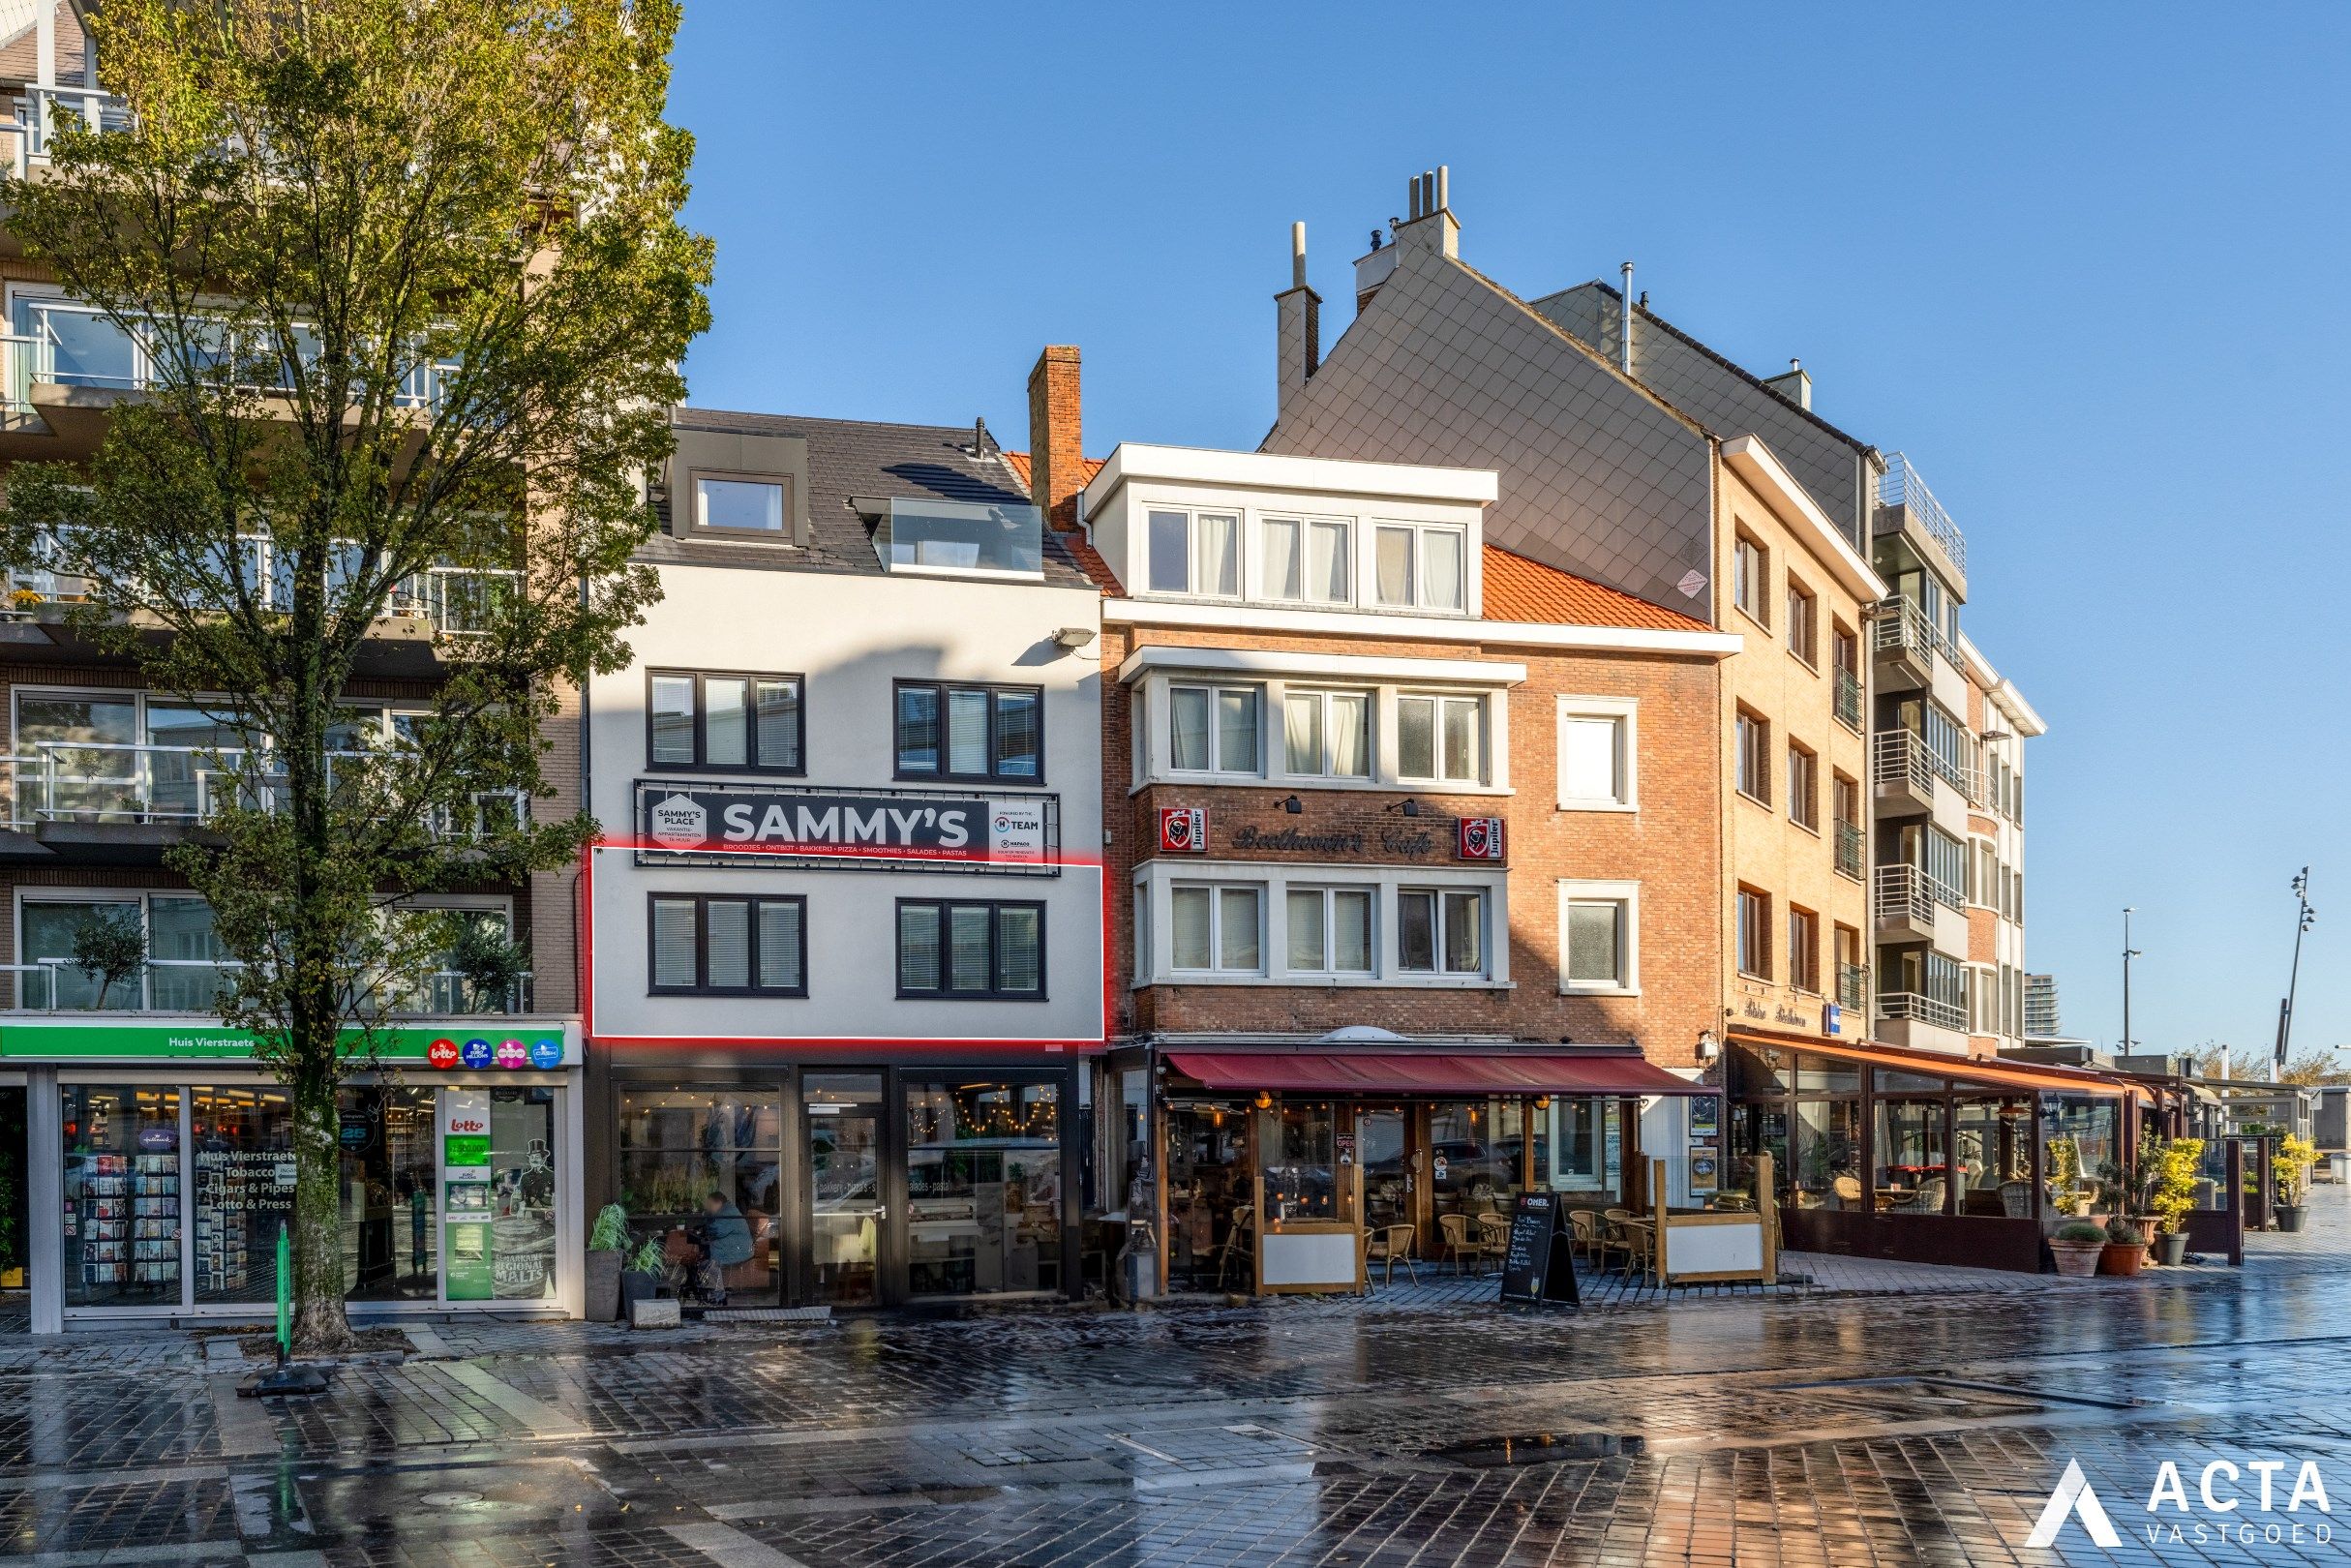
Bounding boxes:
1000 450 1122 593
1479 546 1709 632
999 450 1105 491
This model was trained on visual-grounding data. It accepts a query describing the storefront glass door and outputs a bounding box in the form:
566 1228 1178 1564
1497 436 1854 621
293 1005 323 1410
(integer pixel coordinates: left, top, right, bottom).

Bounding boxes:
1357 1108 1408 1234
805 1073 884 1307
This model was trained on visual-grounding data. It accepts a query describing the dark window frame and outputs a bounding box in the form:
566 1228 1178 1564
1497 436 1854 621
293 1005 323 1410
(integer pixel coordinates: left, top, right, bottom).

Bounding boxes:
645 668 807 775
894 897 1047 1001
684 469 798 542
647 891 809 997
890 679 1047 785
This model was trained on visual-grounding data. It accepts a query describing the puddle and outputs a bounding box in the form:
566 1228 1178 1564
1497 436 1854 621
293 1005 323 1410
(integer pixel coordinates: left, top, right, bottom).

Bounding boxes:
1430 1431 1643 1467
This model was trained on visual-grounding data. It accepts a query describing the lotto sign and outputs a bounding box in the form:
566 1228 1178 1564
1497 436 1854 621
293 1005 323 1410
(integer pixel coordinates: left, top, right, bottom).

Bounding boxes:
494 1039 528 1070
1158 806 1206 854
426 1038 460 1070
459 1037 495 1070
527 1037 564 1070
1456 817 1505 860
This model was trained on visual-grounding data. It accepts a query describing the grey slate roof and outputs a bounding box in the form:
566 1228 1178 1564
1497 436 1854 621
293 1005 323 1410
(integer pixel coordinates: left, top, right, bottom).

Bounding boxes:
1261 246 1717 618
1532 282 1878 549
644 407 1097 590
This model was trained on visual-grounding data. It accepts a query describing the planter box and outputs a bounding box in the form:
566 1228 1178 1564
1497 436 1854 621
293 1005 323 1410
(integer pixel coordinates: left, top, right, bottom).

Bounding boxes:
585 1250 622 1323
2276 1204 2306 1234
2050 1241 2102 1279
618 1270 662 1315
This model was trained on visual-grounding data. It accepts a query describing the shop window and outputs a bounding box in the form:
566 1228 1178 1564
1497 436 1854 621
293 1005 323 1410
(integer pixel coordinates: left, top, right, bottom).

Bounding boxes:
648 670 803 773
1873 1097 1950 1214
1170 884 1262 975
341 1085 438 1302
1726 1098 1791 1203
1163 1101 1251 1288
616 1086 782 1308
1262 1101 1337 1221
1282 689 1371 778
896 900 1043 999
1430 1099 1526 1224
904 1077 1061 1295
61 1084 182 1308
1284 886 1373 976
2039 1094 2118 1215
649 893 806 996
190 1086 294 1305
1167 682 1260 774
1790 1098 1861 1210
894 681 1042 782
1954 1095 2036 1216
1398 888 1486 976
1549 1098 1618 1194
1398 693 1485 785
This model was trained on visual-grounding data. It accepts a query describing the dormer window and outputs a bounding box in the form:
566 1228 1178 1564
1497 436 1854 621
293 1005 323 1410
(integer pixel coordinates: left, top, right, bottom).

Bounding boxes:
695 475 788 536
1146 507 1238 596
1373 523 1465 612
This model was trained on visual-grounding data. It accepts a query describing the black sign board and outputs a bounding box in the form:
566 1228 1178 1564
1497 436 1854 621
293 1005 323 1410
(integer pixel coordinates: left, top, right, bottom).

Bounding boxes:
634 781 1058 875
1498 1191 1581 1309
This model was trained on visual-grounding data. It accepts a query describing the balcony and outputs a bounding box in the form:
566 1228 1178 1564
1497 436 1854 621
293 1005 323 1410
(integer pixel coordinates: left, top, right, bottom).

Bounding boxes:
1874 453 1967 592
1871 729 1934 815
1878 989 1966 1033
1870 593 1944 689
6 85 133 177
0 960 532 1015
0 743 527 857
1833 665 1863 733
1835 820 1865 881
1874 863 1938 940
874 498 1043 580
1837 962 1870 1013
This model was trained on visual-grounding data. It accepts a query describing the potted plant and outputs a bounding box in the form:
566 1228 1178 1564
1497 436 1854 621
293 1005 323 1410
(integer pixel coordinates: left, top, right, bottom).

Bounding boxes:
2049 1220 2106 1279
2274 1134 2318 1232
586 1204 630 1322
2149 1136 2203 1266
2098 1217 2145 1277
618 1237 668 1314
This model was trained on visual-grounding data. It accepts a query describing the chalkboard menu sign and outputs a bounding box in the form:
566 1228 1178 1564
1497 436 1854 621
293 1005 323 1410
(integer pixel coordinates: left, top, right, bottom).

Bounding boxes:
1498 1191 1581 1309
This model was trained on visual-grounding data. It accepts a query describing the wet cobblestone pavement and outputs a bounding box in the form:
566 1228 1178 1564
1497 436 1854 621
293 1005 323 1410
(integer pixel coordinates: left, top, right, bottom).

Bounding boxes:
2 1189 2347 1566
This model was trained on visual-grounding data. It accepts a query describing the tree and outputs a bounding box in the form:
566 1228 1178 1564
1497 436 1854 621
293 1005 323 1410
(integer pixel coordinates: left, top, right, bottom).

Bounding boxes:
70 910 148 1011
2276 1048 2351 1088
1 0 709 1348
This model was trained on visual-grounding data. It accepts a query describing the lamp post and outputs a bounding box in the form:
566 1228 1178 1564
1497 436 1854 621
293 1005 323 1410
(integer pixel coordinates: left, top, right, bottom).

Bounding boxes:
2276 868 2316 1070
2121 907 2141 1053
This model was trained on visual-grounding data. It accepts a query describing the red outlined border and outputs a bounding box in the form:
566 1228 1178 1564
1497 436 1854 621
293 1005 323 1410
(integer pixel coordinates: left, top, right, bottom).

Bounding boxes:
581 838 1109 1052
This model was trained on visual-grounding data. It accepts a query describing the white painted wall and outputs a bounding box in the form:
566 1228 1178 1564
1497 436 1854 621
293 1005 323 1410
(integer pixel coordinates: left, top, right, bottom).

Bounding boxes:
587 561 1104 1044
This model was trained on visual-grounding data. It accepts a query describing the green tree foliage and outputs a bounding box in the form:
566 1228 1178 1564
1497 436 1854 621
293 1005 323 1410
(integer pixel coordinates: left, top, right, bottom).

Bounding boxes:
1 0 709 1346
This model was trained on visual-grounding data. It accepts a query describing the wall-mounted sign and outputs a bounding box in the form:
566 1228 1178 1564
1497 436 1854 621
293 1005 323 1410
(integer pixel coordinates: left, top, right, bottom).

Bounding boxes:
1824 1002 1842 1037
0 1020 582 1066
1456 817 1505 860
637 781 1059 874
1158 805 1206 854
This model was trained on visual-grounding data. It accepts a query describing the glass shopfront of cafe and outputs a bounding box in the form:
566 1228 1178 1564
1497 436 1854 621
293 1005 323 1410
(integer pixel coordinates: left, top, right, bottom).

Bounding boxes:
4 1019 585 1329
1719 1033 2148 1273
595 1060 1082 1310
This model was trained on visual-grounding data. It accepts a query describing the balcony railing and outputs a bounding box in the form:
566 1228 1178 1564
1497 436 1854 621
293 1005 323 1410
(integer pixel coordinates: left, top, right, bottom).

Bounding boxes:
3 85 133 176
1872 729 1933 799
1880 989 1966 1033
1 960 531 1015
1835 820 1865 881
1837 962 1870 1012
1876 453 1967 577
1833 665 1863 732
1871 593 1950 667
0 743 527 836
1874 863 1936 926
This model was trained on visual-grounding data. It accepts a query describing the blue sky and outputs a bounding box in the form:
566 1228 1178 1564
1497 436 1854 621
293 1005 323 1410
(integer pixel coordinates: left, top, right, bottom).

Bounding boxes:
669 3 2351 1065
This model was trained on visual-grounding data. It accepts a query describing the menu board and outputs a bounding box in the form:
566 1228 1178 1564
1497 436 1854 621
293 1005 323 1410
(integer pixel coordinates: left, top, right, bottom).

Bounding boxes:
1498 1191 1580 1309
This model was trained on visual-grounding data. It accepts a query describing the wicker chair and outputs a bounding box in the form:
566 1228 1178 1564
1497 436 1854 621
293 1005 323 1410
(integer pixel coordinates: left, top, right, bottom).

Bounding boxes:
1364 1222 1420 1285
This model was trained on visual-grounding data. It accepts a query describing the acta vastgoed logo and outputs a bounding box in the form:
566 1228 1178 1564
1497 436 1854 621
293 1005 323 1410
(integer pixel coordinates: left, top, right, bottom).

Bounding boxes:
2027 1456 2334 1550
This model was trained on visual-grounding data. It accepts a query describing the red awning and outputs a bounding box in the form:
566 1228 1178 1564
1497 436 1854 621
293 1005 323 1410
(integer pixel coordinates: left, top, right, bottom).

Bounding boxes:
1162 1050 1708 1098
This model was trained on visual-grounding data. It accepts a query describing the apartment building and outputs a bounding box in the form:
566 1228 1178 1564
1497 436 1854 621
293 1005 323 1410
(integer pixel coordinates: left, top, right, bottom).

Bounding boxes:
0 85 585 1338
580 408 1104 1310
1023 347 1731 1294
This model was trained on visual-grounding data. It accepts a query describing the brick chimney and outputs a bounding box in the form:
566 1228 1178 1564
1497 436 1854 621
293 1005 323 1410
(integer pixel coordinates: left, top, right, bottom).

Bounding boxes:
1276 222 1320 416
1025 345 1083 531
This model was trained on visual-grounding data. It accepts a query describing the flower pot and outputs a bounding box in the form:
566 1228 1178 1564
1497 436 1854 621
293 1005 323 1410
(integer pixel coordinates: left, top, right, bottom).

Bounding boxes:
2069 1198 2094 1218
2155 1230 2189 1267
586 1249 623 1323
2049 1240 2103 1279
618 1269 663 1313
2097 1242 2143 1278
2276 1204 2306 1234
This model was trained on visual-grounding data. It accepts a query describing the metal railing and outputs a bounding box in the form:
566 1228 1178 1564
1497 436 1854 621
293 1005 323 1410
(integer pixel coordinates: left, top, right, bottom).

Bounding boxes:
0 743 527 835
1875 863 1936 926
1833 665 1863 732
20 85 133 158
2 960 531 1015
1835 820 1865 881
1872 729 1934 798
1880 989 1967 1033
1837 962 1870 1012
1871 593 1949 666
1877 453 1967 576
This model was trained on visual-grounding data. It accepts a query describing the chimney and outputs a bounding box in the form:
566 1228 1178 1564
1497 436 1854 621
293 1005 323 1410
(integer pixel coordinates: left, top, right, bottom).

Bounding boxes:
1025 345 1084 531
1391 164 1460 260
1763 358 1813 411
1276 221 1321 415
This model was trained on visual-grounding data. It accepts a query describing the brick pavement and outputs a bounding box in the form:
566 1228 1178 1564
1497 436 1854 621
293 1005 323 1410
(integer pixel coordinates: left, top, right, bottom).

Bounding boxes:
0 1184 2340 1565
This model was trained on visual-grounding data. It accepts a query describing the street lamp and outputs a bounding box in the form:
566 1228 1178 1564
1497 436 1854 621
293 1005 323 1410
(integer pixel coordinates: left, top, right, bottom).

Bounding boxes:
2276 868 2316 1070
2121 907 2142 1052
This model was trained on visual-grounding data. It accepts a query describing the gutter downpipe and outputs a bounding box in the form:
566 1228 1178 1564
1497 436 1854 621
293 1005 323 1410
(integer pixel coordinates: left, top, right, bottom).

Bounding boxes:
1619 261 1635 377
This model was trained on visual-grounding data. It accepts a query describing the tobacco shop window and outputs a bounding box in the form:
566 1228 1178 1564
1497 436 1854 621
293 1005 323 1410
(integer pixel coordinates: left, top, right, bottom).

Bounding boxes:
897 900 1044 1000
648 894 807 996
1398 888 1486 977
648 671 803 773
895 681 1043 782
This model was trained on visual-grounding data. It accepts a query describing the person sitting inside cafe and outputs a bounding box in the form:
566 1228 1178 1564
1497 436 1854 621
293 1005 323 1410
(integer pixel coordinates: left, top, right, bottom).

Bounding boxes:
690 1191 754 1306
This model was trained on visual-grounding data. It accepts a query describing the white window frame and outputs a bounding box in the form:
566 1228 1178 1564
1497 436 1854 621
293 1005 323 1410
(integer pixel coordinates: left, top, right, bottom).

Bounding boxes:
1396 690 1489 787
1281 687 1373 779
1554 696 1637 812
1396 885 1489 979
1163 681 1263 777
1257 515 1354 606
1371 522 1469 614
1283 884 1377 978
1143 506 1242 599
1555 880 1639 996
1132 860 1507 988
1167 881 1264 976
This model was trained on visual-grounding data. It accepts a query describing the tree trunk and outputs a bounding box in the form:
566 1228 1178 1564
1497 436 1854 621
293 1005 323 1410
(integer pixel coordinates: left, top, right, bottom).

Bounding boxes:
288 1026 354 1353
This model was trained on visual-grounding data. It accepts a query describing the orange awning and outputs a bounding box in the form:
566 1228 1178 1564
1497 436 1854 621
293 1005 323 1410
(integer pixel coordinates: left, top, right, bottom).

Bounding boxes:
1728 1030 2155 1103
1164 1049 1708 1098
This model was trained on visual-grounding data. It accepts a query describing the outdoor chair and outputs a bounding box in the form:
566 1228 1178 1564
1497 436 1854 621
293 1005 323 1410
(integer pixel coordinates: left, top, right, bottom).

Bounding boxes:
1437 1213 1496 1274
1896 1177 1946 1215
1214 1206 1256 1290
1831 1175 1864 1210
1999 1180 2035 1218
1571 1208 1622 1272
1364 1222 1420 1285
1474 1210 1511 1262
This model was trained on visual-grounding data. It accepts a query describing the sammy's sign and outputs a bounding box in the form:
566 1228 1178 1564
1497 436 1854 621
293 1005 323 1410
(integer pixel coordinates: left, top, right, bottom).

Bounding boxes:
638 784 1053 870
